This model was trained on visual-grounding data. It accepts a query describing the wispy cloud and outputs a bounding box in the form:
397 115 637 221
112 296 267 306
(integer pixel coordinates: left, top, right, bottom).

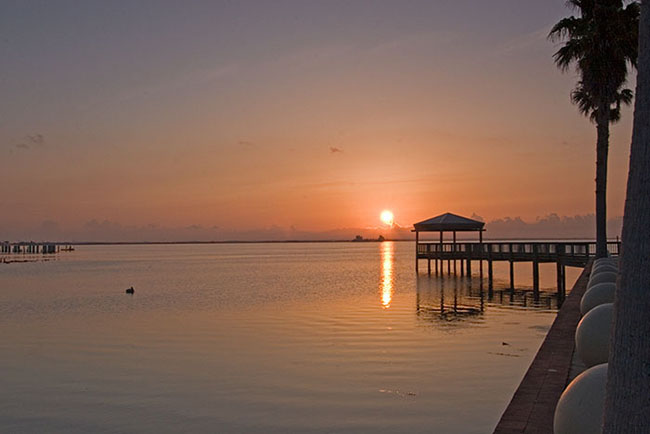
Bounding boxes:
367 30 460 55
1 213 624 242
490 25 552 58
114 63 239 104
10 133 45 152
26 134 45 146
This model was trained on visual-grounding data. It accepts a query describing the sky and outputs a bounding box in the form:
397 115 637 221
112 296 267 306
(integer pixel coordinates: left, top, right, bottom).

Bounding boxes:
0 1 637 241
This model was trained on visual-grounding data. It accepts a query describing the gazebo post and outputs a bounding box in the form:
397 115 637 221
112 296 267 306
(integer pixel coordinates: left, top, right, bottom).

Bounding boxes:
415 231 419 273
461 255 465 276
444 230 451 275
453 231 457 275
439 230 443 275
479 229 484 279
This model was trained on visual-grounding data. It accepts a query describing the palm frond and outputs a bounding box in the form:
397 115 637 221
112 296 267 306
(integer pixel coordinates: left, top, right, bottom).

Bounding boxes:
571 85 597 121
549 17 581 41
552 0 639 125
618 88 634 106
553 39 588 71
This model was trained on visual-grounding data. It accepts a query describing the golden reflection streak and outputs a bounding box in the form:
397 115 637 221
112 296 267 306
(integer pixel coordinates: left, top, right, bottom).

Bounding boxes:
380 241 395 309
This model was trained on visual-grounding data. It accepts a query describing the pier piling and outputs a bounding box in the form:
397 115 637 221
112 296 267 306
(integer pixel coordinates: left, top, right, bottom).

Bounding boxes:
533 260 540 299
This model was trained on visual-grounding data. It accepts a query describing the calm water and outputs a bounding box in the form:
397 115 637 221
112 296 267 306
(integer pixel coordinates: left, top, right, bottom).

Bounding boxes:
0 242 579 433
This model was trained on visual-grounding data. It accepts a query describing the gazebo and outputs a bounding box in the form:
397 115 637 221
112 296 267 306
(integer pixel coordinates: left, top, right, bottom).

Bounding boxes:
412 212 485 274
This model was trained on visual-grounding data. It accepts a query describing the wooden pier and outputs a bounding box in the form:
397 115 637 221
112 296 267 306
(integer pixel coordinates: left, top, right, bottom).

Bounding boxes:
1 241 68 255
413 213 620 302
416 240 620 298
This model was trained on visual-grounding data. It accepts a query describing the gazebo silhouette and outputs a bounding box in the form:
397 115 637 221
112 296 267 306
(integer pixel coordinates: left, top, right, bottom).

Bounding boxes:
412 212 485 274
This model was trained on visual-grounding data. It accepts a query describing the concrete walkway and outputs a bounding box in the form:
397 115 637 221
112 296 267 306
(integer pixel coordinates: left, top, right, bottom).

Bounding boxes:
493 262 592 434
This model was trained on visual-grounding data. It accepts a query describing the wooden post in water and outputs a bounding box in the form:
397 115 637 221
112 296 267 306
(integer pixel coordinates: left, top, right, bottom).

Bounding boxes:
453 231 457 275
488 259 494 295
555 243 566 304
562 264 566 301
532 244 540 299
427 258 431 275
533 260 540 299
509 261 515 291
414 234 419 273
556 261 566 304
439 230 443 275
479 230 484 277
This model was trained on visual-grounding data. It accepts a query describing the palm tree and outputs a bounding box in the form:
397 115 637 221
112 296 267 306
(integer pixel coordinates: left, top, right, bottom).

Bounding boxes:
550 0 640 258
603 1 650 431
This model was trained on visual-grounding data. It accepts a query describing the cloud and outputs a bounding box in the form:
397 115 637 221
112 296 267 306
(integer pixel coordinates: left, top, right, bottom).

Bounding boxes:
113 63 238 105
329 146 343 154
470 213 485 222
26 134 44 146
238 140 255 147
0 214 624 243
10 133 45 152
484 213 622 240
490 25 550 58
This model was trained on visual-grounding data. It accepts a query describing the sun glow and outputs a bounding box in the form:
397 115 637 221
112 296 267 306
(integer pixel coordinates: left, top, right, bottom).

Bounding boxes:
380 241 394 309
380 210 394 227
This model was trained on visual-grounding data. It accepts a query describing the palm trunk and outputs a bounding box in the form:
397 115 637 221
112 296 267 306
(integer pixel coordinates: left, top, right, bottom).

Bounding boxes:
603 2 650 432
595 106 610 259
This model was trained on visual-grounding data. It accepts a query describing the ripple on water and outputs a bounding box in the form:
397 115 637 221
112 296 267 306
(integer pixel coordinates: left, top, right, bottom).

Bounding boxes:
0 243 568 434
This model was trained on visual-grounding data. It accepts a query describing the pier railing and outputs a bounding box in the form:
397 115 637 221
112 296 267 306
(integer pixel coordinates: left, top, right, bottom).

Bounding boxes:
1 241 62 254
416 241 621 266
415 240 620 300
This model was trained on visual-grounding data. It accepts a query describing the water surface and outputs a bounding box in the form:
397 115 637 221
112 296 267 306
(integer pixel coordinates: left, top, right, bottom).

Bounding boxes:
0 242 579 433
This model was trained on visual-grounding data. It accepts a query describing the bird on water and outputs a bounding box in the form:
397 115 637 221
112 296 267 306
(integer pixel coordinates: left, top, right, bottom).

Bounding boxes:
126 287 134 294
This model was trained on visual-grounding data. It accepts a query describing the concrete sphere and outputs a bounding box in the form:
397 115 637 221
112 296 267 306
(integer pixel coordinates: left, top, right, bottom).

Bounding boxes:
591 262 618 272
581 282 616 315
576 303 613 367
588 271 618 290
592 258 617 267
593 259 617 273
554 363 608 434
590 265 619 278
594 257 616 266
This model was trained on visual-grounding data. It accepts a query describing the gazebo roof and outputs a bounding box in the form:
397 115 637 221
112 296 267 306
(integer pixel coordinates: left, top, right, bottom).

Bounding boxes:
413 212 485 232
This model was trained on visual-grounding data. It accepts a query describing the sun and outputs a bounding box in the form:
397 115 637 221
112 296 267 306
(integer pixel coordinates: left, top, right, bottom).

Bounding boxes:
380 210 394 226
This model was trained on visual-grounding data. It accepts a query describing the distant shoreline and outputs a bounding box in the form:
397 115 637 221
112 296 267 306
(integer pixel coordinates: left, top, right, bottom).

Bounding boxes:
1 237 620 246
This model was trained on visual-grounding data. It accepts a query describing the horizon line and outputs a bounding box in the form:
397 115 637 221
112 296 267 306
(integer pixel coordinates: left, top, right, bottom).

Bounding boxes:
1 237 622 246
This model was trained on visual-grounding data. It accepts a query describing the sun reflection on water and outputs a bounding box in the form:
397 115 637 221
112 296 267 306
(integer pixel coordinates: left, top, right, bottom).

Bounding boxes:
380 241 394 309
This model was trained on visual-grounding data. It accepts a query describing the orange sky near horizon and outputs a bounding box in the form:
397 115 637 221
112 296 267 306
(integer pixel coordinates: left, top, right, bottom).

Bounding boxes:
0 1 635 238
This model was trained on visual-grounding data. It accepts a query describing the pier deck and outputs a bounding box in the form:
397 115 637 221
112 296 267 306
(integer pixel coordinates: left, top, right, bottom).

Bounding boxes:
492 260 592 433
1 241 69 255
416 240 620 300
417 241 620 267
